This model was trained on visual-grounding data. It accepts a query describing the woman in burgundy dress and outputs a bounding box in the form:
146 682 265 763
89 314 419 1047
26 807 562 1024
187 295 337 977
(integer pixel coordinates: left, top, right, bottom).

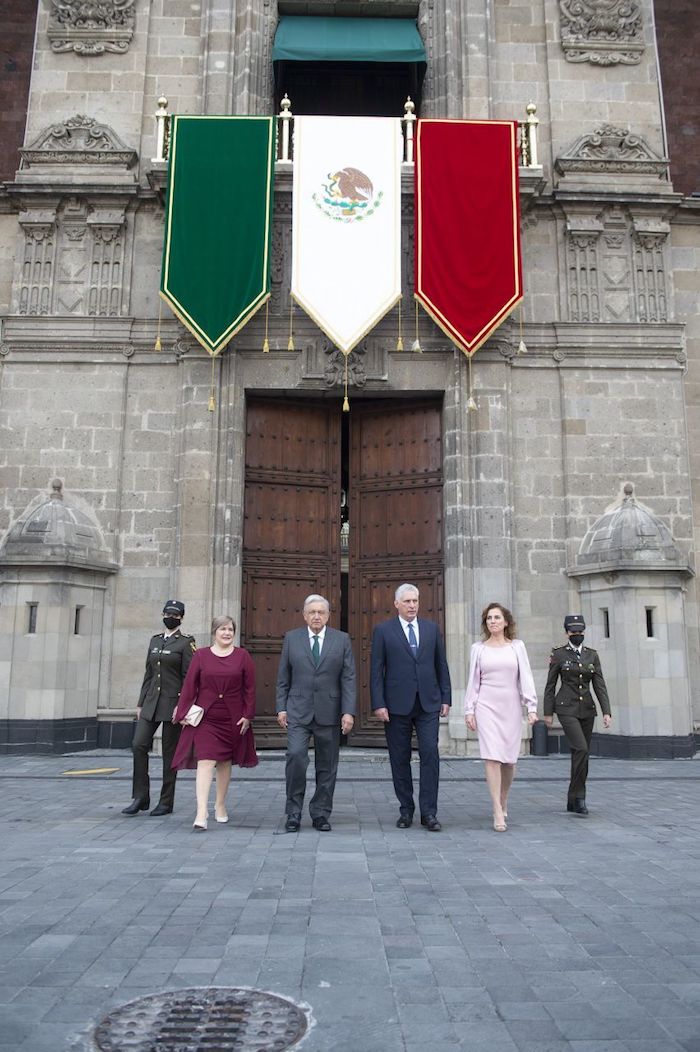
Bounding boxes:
172 615 258 829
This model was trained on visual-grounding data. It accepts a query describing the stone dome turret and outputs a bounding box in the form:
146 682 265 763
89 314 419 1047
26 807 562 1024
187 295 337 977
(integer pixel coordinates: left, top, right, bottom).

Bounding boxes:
0 479 118 571
575 482 689 573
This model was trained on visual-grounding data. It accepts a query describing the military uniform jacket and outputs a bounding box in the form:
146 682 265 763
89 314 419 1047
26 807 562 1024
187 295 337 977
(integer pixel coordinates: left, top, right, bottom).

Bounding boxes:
543 644 611 720
138 631 197 722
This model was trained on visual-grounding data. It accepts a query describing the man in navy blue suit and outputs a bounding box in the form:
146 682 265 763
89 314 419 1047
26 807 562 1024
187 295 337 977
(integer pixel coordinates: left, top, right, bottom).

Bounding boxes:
370 583 452 831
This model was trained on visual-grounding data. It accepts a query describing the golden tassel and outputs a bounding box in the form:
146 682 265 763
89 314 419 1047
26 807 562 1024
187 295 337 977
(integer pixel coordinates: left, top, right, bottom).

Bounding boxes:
466 352 477 411
287 297 295 351
396 295 404 351
208 354 216 412
155 295 163 351
411 298 422 353
342 353 350 412
517 304 528 356
262 300 270 353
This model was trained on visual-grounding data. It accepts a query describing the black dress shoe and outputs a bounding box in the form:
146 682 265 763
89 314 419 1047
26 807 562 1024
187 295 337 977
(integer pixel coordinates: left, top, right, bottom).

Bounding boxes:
312 817 331 832
121 797 149 815
573 798 589 816
285 813 301 832
149 803 173 816
566 800 575 813
421 814 442 832
396 814 413 828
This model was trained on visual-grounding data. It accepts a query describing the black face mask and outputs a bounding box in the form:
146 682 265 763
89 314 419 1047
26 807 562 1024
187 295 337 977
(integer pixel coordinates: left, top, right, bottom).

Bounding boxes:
163 616 181 631
568 633 584 647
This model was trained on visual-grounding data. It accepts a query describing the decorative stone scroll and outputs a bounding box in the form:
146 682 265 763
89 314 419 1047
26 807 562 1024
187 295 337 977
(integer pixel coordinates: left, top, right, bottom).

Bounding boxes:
559 0 645 66
20 115 138 170
555 125 668 180
48 0 136 56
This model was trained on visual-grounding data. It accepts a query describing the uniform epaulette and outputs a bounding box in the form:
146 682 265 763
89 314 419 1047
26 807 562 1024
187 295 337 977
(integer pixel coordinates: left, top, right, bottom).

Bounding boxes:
188 637 197 652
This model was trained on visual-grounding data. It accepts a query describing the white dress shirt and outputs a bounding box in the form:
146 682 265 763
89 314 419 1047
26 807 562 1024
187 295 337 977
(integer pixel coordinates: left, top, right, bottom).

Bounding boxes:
308 625 327 655
398 616 419 648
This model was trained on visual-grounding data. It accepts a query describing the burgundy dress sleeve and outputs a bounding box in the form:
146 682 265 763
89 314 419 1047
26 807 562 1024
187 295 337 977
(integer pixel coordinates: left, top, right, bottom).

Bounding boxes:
240 649 256 720
173 649 202 722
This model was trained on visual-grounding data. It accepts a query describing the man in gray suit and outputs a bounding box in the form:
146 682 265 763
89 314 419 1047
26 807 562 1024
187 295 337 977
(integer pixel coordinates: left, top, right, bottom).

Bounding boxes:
276 594 356 832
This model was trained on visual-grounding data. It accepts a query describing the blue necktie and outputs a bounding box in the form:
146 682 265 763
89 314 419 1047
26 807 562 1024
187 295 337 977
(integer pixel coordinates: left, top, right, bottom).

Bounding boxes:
407 622 417 659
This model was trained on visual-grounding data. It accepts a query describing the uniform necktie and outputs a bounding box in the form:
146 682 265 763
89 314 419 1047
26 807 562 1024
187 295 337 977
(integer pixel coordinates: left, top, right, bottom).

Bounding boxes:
407 622 417 658
311 634 320 666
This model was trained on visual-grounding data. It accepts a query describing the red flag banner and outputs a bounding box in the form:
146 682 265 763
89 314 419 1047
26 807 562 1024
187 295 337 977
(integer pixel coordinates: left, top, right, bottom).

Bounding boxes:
415 119 522 356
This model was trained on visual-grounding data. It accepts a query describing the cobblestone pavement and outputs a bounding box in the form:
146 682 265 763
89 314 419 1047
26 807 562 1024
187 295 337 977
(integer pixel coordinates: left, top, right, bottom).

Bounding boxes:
0 751 699 1052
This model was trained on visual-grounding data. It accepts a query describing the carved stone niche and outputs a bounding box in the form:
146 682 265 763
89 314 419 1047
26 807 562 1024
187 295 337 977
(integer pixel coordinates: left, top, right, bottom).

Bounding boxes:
48 0 136 56
16 115 138 186
559 0 645 66
555 125 671 193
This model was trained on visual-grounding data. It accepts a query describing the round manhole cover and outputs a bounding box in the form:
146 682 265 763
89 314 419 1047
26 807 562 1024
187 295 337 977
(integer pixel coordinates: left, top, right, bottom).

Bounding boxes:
93 987 308 1051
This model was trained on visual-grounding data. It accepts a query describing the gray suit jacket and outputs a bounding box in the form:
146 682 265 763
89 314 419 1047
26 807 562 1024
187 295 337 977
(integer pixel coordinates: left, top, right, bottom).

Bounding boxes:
275 626 357 726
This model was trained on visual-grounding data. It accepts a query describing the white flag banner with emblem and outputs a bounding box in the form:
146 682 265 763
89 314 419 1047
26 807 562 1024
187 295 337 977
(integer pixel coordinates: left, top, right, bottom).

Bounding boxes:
291 116 402 353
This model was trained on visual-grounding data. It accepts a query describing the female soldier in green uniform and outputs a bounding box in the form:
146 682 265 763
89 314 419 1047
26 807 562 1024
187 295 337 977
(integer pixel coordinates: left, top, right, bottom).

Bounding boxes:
543 614 612 815
122 600 196 816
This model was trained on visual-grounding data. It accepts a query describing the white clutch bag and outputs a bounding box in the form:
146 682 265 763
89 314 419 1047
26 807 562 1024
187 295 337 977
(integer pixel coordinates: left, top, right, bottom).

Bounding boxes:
183 704 204 727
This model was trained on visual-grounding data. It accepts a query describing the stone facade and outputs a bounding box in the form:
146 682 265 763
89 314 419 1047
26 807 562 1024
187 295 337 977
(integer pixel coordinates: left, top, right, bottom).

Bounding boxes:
0 0 698 755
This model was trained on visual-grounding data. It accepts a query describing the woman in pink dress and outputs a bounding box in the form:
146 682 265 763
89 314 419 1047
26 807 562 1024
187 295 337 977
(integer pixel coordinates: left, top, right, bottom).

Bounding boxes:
172 615 258 829
464 603 538 831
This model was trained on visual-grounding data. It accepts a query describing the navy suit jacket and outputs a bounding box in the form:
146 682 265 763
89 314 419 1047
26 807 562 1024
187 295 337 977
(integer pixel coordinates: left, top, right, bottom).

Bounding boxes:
370 617 452 716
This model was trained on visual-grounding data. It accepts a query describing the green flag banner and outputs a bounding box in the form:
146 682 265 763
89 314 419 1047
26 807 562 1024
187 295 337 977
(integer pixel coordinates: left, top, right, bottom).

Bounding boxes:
161 115 276 355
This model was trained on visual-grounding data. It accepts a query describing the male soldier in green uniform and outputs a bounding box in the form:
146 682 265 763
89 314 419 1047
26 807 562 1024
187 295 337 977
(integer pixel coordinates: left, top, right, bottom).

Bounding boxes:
122 600 197 816
543 614 612 816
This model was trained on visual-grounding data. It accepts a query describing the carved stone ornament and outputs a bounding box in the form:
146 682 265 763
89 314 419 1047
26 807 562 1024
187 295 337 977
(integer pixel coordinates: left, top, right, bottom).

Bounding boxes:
20 115 138 170
324 345 368 389
555 125 668 179
48 0 135 55
559 0 645 65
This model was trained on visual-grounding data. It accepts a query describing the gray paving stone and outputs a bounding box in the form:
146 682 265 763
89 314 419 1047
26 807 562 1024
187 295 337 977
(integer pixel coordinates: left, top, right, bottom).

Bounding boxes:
0 753 700 1051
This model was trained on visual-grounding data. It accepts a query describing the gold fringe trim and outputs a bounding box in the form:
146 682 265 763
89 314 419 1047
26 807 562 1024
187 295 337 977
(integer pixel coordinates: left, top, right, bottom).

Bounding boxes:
159 289 271 356
262 300 270 352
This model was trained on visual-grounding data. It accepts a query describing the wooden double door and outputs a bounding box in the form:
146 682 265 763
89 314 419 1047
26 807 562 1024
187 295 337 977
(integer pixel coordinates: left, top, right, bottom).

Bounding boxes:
241 396 445 746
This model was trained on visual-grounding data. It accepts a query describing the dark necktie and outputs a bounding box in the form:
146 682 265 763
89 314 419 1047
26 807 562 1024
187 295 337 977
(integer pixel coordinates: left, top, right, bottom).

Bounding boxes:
311 634 320 666
407 622 417 658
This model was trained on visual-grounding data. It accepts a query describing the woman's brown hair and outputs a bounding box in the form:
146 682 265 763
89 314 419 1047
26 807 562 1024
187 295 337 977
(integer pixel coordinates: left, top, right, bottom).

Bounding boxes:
480 603 516 641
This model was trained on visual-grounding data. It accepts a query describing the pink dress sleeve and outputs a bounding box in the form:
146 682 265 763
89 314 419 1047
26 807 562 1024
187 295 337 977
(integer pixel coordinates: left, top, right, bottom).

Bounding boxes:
463 643 482 715
173 650 202 722
514 640 538 714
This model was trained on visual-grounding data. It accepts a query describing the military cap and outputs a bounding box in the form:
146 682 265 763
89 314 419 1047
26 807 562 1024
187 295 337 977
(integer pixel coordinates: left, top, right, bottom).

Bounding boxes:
163 599 185 616
563 614 585 632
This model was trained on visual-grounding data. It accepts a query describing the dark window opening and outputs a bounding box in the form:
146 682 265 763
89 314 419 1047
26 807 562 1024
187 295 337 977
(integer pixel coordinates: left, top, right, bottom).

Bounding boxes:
74 606 83 635
602 608 610 638
27 603 38 634
645 607 655 638
275 60 423 117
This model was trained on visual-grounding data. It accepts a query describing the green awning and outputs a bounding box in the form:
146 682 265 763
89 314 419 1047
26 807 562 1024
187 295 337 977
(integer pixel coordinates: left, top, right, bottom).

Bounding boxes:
272 16 426 65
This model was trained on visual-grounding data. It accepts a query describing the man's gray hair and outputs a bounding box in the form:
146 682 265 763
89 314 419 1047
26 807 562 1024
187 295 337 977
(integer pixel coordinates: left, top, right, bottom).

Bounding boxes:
303 594 330 612
395 583 419 602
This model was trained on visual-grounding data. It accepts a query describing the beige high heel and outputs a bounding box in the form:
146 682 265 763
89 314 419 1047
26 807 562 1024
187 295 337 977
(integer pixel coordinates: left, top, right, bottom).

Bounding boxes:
493 813 507 832
193 816 208 831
